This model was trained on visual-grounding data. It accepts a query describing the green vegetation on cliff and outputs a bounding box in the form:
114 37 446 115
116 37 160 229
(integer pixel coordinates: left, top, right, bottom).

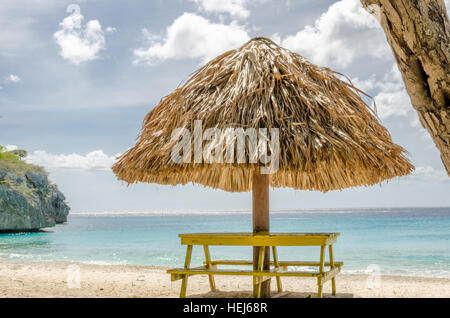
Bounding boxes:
0 146 46 175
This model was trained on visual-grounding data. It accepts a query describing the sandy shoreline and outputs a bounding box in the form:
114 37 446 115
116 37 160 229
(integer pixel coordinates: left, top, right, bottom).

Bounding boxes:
0 261 449 298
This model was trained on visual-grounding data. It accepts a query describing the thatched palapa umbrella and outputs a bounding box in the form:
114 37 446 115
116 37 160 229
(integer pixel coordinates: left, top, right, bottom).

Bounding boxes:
112 37 414 297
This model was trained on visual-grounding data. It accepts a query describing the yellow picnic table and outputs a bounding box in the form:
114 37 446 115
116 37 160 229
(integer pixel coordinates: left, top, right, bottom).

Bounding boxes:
167 232 343 298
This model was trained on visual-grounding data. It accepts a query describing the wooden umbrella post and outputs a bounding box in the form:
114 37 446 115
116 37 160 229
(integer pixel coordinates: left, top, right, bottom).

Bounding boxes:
252 170 271 298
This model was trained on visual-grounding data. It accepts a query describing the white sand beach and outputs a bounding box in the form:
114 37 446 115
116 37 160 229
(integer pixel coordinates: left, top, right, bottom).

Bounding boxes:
0 261 448 298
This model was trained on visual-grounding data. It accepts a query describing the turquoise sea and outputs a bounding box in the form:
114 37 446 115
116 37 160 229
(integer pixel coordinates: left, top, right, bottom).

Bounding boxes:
0 207 449 278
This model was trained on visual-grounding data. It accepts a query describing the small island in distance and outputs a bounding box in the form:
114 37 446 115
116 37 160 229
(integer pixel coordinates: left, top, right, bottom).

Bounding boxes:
0 146 70 232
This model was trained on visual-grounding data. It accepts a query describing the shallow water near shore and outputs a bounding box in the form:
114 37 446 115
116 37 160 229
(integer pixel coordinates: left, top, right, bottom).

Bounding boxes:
0 207 449 278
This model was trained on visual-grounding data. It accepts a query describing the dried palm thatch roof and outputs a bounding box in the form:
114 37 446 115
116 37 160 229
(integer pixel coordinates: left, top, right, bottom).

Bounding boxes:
113 37 413 192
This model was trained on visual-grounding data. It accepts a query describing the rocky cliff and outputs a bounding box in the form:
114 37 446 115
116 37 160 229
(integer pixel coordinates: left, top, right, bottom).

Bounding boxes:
0 153 70 231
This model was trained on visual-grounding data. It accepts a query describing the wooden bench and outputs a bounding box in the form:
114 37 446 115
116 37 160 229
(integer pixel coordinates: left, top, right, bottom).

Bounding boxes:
167 232 342 298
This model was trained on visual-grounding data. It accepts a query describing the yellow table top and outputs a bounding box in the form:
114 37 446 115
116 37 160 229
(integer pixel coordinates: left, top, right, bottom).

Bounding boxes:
179 232 340 246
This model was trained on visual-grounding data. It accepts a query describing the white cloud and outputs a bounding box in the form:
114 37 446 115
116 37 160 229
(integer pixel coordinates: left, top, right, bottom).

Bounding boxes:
374 90 411 119
3 145 18 152
373 65 412 119
105 26 117 33
347 65 411 120
26 150 118 171
349 75 377 91
4 74 21 83
270 33 282 45
134 13 250 65
53 5 107 65
191 0 250 19
281 0 390 68
406 165 448 183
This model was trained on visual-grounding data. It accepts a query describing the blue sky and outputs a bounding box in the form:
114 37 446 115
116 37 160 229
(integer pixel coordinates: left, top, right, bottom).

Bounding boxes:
1 0 449 212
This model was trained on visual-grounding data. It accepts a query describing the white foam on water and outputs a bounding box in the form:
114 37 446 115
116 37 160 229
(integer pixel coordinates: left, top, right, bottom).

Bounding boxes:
69 207 449 217
342 268 450 279
70 210 251 217
5 253 37 260
82 260 129 266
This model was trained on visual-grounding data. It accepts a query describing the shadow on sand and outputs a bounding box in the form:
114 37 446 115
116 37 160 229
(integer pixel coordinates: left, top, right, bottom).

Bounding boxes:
188 290 354 298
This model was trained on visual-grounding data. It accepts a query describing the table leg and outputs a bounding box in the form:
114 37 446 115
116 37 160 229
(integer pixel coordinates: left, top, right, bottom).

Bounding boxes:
180 245 193 298
317 245 325 298
203 245 216 292
317 278 323 298
254 247 265 298
271 246 283 292
329 244 336 296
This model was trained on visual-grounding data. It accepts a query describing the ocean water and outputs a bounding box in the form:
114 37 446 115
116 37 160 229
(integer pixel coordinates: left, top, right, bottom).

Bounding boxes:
0 207 449 278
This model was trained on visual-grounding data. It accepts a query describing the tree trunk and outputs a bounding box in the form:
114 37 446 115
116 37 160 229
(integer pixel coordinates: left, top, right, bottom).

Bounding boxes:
252 171 271 298
361 0 450 175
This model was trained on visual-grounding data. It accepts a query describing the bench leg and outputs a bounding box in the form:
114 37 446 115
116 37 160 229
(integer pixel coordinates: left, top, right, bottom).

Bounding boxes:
329 245 336 296
317 245 325 298
272 246 283 292
180 245 193 298
203 245 216 292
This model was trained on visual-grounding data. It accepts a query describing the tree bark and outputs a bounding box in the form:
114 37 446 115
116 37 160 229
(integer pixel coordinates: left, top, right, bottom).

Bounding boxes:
252 171 271 297
361 0 450 175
